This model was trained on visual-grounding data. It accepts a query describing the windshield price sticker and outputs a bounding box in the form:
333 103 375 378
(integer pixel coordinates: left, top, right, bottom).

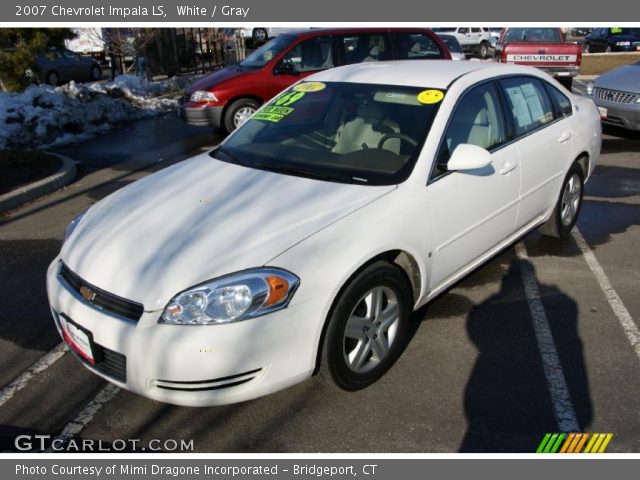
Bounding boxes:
254 105 295 122
293 81 326 92
417 89 444 104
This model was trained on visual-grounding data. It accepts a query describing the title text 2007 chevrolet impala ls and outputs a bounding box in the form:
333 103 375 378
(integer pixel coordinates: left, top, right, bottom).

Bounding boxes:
48 61 601 406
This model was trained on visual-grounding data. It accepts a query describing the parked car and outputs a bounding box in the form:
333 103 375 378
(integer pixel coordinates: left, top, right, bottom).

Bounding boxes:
180 28 451 132
37 48 102 86
49 60 601 406
496 28 582 90
584 28 640 53
436 34 466 61
432 27 492 58
588 61 640 130
489 28 504 48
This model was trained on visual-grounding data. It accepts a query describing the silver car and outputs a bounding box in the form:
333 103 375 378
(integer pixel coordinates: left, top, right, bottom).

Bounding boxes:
37 48 102 86
588 61 640 131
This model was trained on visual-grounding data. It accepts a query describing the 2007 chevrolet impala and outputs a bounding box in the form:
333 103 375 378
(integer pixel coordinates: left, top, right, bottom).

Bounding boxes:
47 61 601 406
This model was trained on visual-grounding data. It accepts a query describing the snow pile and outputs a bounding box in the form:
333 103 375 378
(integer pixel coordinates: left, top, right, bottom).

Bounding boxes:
0 75 192 150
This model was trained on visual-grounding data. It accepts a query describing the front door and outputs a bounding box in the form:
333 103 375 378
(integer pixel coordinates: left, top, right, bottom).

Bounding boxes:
427 81 520 289
269 35 336 98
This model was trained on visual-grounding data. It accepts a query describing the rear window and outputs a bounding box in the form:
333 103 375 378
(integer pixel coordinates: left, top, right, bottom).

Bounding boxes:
391 32 445 60
503 28 562 43
500 77 554 137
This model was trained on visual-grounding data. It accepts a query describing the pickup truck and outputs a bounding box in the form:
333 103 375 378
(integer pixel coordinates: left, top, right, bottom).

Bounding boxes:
496 27 581 90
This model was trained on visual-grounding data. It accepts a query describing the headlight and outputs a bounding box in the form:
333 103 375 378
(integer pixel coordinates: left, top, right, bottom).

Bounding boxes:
63 210 87 244
636 97 640 104
160 268 300 325
189 90 218 103
615 41 631 46
586 83 594 95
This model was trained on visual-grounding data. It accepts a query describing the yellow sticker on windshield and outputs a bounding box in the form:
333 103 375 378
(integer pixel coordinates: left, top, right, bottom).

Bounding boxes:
417 89 444 105
293 81 326 92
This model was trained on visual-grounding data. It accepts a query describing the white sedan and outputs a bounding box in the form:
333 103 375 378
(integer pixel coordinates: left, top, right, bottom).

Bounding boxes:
47 61 601 406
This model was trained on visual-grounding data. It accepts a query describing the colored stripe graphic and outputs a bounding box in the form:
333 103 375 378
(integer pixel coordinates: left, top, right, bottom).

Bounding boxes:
537 433 613 453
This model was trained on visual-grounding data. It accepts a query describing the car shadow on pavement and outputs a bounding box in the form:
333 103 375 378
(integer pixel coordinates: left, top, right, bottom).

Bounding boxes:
458 259 592 452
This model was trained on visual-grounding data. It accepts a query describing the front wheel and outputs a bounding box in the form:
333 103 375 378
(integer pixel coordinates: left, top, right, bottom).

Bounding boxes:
90 65 101 81
538 163 584 238
319 261 412 391
223 98 260 132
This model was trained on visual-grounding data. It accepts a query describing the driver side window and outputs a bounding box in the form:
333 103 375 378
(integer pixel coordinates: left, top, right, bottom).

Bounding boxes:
282 35 335 73
433 82 506 179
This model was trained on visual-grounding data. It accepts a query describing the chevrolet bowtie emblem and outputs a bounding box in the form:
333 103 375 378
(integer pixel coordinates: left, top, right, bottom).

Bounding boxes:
79 285 96 302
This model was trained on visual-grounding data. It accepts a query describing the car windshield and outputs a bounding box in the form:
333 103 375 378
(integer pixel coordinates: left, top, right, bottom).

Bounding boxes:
210 81 443 186
239 34 295 69
439 35 463 53
609 28 640 36
503 28 562 43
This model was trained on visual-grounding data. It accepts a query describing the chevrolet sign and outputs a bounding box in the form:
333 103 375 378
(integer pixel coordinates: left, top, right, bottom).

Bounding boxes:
506 54 577 62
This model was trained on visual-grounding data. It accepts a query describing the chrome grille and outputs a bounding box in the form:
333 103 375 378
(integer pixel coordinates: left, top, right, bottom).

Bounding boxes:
593 88 639 104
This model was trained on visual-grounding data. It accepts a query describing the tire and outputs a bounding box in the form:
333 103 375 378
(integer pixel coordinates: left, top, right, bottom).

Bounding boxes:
477 41 490 59
90 65 101 81
584 42 591 53
223 98 260 132
605 45 612 53
46 71 59 86
252 28 268 44
319 261 413 391
538 162 584 238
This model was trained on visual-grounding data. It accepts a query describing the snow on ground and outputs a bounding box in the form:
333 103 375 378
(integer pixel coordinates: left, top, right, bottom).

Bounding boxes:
0 75 194 151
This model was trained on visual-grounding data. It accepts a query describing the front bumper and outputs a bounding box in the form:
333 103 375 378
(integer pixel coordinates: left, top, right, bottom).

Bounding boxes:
178 103 225 128
46 259 321 406
593 98 640 131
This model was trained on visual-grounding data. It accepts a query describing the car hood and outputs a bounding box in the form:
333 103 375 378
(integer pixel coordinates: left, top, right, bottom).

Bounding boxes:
185 66 256 94
61 153 395 310
595 62 640 94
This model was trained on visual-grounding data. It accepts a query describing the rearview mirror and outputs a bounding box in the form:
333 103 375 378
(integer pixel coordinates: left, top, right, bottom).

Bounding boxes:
447 144 492 171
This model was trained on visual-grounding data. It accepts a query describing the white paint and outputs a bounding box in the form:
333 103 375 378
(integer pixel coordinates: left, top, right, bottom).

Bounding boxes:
515 242 580 432
573 228 640 361
0 343 67 407
46 383 120 452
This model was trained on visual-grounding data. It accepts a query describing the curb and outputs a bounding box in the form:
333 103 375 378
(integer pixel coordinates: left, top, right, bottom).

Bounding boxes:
0 152 77 214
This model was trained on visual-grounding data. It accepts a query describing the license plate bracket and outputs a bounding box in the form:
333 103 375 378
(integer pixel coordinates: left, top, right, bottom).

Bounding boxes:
59 314 96 364
598 106 608 119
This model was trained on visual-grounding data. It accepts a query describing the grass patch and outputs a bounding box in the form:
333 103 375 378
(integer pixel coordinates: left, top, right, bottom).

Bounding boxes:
581 53 640 75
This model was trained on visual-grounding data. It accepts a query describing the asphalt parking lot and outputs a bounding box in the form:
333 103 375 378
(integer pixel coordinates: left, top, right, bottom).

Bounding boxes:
1 96 640 453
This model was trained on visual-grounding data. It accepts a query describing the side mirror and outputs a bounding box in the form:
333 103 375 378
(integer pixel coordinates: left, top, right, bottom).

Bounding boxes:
275 61 298 76
447 144 492 171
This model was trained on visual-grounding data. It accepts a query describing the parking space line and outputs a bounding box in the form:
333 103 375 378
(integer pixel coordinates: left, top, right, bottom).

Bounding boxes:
515 242 581 432
45 383 120 452
572 228 640 361
0 343 68 407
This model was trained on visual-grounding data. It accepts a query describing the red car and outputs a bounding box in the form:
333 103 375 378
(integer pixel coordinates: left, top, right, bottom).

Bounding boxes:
180 28 451 132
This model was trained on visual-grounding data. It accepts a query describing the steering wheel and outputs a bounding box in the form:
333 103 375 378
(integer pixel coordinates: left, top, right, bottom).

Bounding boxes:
378 133 418 150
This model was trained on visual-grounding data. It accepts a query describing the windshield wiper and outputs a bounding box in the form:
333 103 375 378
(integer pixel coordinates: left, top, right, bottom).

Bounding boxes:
256 163 365 184
211 146 247 166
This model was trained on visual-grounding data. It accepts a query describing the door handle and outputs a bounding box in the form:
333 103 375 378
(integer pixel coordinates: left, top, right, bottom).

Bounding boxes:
499 159 518 175
558 131 572 143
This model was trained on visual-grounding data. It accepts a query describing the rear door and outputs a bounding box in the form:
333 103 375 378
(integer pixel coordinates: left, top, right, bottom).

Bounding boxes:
498 76 572 230
390 31 446 59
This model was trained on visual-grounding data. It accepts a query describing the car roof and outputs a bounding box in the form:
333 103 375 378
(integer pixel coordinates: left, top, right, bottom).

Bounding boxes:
309 60 530 89
283 27 438 37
